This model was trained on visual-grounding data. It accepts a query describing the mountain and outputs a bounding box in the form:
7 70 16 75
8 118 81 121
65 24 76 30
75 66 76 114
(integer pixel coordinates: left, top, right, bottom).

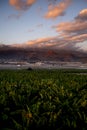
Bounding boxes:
0 45 87 63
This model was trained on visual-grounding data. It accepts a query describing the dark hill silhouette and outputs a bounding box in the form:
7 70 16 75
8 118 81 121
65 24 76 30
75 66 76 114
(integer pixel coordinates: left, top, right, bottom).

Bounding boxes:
0 46 87 63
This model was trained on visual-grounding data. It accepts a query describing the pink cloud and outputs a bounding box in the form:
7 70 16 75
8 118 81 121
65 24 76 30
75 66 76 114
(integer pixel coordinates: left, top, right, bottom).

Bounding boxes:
26 36 57 48
52 8 87 35
9 0 36 11
44 0 72 19
70 34 87 43
54 21 87 34
75 9 87 21
51 8 87 51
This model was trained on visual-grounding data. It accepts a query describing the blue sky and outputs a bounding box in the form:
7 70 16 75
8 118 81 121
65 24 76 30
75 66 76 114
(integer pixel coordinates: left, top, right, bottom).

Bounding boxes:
0 0 87 51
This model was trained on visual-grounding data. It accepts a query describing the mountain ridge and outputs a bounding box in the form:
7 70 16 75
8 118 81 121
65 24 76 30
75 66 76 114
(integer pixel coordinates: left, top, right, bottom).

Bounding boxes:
0 45 87 63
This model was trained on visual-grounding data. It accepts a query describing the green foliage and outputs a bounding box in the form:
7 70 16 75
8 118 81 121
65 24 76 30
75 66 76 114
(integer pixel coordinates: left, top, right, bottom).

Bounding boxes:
0 69 87 130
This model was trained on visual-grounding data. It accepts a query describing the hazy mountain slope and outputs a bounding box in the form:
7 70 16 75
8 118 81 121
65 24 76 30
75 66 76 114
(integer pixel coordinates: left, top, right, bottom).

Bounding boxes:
0 46 87 63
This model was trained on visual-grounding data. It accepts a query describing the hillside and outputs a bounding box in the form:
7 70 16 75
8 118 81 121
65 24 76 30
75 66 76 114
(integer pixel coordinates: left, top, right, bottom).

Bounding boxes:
0 46 87 63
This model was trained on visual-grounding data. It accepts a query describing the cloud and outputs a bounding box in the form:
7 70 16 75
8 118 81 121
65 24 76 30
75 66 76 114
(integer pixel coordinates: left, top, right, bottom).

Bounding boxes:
54 21 87 34
70 34 87 43
44 0 72 19
7 6 87 51
25 36 80 52
26 8 87 50
25 35 77 50
52 9 87 34
7 8 87 51
8 13 22 19
75 9 87 21
51 8 87 50
9 0 36 11
27 37 55 44
26 36 57 47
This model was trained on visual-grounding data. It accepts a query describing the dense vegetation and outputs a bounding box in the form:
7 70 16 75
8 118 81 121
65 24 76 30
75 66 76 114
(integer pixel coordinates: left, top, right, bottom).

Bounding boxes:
0 69 87 130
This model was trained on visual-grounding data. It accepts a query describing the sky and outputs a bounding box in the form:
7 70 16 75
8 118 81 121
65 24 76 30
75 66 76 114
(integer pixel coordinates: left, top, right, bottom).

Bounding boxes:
0 0 87 51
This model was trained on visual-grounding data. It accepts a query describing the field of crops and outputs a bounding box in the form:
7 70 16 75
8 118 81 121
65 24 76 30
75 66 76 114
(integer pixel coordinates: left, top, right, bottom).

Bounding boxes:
0 69 87 130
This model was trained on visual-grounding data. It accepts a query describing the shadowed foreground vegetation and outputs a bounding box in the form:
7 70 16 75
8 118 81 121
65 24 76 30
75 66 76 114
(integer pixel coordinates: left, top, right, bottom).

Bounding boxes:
0 69 87 130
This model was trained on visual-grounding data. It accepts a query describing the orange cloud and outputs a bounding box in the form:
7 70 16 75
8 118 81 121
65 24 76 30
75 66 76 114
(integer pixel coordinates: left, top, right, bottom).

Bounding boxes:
79 9 87 15
27 0 36 5
54 21 87 33
53 8 87 34
75 9 87 21
9 0 36 10
44 0 72 19
71 34 87 43
50 8 87 51
26 36 57 47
